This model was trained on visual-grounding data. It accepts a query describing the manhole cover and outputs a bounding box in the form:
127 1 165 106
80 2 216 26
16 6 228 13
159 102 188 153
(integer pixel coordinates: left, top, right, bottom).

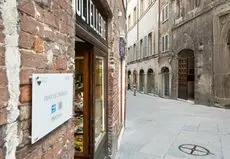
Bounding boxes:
178 144 214 156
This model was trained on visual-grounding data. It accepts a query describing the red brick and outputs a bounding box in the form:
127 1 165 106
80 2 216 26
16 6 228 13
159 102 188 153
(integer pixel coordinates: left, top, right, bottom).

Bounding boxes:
0 87 8 108
0 28 5 43
19 31 34 49
0 46 5 66
58 0 68 11
20 14 40 35
20 50 47 69
55 57 67 70
20 69 33 85
20 85 32 104
18 0 35 17
21 119 31 131
44 11 58 28
0 68 7 87
33 36 44 53
0 108 7 126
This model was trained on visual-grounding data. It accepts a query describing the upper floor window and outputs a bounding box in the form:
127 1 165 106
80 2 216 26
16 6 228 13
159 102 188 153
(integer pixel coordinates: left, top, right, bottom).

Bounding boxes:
162 34 169 52
128 15 131 28
161 4 169 23
140 39 143 58
133 44 136 60
148 32 152 56
189 0 201 10
140 0 144 14
133 7 137 23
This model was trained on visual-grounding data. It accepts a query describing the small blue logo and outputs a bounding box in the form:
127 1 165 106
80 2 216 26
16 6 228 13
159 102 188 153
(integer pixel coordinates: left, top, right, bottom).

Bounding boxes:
51 104 56 113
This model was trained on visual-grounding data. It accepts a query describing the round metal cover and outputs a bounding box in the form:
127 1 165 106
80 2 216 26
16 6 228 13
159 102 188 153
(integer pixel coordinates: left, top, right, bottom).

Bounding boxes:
178 144 213 156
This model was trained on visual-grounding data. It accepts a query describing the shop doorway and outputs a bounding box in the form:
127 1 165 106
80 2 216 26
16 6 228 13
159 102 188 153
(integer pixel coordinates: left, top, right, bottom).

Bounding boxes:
178 49 195 100
74 41 107 159
161 67 169 96
147 69 154 94
139 69 145 92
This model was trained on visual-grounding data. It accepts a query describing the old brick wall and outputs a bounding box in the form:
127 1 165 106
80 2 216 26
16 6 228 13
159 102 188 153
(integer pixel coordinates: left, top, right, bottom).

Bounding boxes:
107 0 126 158
1 0 75 158
0 5 7 159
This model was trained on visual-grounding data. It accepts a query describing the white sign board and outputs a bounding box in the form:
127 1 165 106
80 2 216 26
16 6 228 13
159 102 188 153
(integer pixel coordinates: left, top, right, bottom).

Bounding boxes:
32 73 73 144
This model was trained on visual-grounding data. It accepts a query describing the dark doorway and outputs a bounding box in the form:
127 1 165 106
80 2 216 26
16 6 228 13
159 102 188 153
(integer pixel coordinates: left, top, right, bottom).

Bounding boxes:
147 69 154 94
161 67 169 96
178 49 195 100
128 70 131 90
139 69 145 92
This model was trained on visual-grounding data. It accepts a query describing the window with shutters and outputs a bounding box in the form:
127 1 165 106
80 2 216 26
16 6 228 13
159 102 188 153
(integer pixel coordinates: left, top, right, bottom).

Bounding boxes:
161 4 169 23
140 39 143 59
148 33 152 56
144 36 148 57
133 44 136 60
162 34 169 52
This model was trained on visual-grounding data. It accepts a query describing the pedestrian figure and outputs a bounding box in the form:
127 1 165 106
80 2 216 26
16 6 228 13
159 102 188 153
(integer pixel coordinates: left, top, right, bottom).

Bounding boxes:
133 84 136 96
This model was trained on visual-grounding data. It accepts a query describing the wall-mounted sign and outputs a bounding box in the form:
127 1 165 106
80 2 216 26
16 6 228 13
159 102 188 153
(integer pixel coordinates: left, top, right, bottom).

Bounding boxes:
31 74 73 144
74 0 107 40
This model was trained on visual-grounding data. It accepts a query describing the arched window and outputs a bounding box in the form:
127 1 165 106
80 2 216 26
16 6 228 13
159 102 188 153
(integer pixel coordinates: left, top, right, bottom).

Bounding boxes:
147 69 155 94
139 70 145 92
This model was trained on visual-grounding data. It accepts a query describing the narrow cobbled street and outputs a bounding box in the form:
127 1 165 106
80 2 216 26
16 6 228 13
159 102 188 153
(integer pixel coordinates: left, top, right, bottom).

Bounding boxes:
116 91 230 159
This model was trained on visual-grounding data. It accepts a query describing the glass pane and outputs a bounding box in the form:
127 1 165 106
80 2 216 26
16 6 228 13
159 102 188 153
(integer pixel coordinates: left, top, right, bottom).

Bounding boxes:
74 57 84 153
95 57 105 149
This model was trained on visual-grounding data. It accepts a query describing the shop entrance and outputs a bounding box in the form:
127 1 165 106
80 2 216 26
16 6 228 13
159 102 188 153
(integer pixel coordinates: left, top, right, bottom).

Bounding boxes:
178 49 195 100
128 70 131 90
74 40 107 159
139 69 145 92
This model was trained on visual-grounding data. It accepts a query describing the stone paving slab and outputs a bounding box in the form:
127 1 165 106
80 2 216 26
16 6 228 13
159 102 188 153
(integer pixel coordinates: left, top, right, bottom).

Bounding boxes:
116 91 230 159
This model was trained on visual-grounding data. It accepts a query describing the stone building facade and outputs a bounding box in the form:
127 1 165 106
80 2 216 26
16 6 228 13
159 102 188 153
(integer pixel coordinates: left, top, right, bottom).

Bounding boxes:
0 0 126 159
127 0 230 107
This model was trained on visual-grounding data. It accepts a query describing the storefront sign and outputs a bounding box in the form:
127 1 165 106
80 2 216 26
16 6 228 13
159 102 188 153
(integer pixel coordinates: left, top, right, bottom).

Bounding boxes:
31 74 73 144
74 0 107 40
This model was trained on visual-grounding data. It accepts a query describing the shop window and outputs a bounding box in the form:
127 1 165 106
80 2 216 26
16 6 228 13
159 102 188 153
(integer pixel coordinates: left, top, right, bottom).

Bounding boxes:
95 57 105 149
74 57 84 153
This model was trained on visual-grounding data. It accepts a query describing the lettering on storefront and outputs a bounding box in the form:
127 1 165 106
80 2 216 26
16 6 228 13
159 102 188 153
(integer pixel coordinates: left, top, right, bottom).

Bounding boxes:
74 0 107 40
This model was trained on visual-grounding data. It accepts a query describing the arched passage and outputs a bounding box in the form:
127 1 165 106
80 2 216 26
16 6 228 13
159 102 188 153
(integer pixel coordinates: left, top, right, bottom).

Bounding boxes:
147 69 154 94
139 69 145 92
128 70 131 90
161 67 169 96
133 70 137 85
178 49 195 100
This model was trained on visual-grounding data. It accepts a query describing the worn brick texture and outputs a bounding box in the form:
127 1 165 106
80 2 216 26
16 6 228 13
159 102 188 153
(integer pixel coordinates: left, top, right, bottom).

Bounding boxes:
0 8 7 158
107 0 126 158
16 0 75 158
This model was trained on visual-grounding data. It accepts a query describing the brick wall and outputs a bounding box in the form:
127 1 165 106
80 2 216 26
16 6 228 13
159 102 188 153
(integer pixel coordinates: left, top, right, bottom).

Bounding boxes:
0 7 7 159
107 0 126 158
0 0 75 158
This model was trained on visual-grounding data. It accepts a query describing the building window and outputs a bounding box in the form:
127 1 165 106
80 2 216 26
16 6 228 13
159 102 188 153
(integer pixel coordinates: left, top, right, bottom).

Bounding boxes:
95 57 105 149
140 0 144 14
161 4 169 22
128 15 131 28
148 33 152 56
162 34 169 52
140 39 143 58
144 36 148 57
133 44 136 60
133 7 137 23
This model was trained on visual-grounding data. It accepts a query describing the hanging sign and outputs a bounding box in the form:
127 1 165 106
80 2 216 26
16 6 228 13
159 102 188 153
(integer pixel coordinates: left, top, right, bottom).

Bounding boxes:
31 73 73 144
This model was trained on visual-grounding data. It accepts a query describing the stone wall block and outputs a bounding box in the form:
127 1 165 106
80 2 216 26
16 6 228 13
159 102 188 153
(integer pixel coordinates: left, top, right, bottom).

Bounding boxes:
44 11 58 29
20 14 41 35
0 68 7 87
19 105 31 121
0 87 8 109
0 46 5 66
18 0 36 17
33 36 44 53
55 57 67 70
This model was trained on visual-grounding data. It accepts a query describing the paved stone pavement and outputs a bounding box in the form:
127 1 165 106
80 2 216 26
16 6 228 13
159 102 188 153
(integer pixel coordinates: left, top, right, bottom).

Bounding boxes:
116 91 230 159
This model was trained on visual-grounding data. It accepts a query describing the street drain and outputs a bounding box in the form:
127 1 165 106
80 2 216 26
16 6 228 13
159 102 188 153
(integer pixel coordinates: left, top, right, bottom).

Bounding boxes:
178 144 214 156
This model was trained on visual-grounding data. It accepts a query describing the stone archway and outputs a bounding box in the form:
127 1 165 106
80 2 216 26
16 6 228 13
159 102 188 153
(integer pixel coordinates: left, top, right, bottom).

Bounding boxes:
128 70 131 90
133 70 137 85
147 69 154 94
139 69 145 92
178 49 195 100
161 67 169 96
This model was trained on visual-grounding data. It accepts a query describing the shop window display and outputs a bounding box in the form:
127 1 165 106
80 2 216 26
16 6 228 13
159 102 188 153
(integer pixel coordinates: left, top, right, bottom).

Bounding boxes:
74 57 84 153
95 57 105 149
